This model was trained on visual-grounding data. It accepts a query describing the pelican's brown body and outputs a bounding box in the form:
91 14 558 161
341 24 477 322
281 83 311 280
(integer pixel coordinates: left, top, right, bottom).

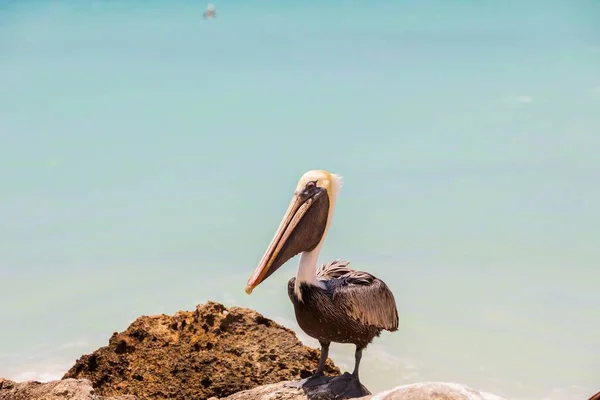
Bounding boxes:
290 281 380 348
288 260 398 349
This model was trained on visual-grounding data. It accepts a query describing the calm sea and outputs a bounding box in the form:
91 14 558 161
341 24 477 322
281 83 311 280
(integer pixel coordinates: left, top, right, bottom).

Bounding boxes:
1 1 599 399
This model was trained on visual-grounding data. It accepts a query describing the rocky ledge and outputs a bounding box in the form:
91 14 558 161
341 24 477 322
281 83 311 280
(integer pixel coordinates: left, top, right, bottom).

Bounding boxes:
0 301 523 400
63 301 338 399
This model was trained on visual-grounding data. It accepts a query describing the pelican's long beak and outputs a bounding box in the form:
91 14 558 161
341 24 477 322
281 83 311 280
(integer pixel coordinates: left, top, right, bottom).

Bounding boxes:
245 186 329 294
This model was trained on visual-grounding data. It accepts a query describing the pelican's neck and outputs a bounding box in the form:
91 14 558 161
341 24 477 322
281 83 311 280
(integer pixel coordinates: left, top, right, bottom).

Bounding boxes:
294 174 343 301
296 244 325 292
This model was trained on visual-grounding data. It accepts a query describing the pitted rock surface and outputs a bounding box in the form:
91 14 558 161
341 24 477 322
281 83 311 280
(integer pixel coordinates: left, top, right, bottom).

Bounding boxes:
63 301 339 400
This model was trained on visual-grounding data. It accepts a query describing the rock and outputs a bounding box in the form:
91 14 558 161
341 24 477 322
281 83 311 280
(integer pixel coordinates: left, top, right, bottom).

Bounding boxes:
588 391 600 400
213 381 507 400
63 301 339 400
218 374 370 400
362 382 507 400
216 382 307 400
0 377 137 400
216 381 348 400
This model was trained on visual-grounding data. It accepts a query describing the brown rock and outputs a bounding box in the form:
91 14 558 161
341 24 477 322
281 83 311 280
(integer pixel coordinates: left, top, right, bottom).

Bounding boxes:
0 377 137 400
589 391 600 400
63 301 339 400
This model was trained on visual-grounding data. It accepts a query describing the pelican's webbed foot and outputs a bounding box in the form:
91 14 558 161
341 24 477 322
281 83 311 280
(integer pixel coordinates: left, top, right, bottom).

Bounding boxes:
328 372 371 398
286 341 332 389
284 373 332 389
284 373 331 389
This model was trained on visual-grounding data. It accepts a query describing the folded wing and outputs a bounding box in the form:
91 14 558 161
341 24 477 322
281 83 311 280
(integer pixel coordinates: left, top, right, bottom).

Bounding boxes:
317 260 399 332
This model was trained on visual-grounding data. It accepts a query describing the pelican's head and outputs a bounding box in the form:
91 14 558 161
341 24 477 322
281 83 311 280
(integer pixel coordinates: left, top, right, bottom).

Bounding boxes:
245 170 343 294
207 3 215 11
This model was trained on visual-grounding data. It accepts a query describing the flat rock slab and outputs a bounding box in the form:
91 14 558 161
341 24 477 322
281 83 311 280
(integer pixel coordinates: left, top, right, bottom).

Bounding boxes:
211 381 347 400
0 378 137 400
214 381 507 400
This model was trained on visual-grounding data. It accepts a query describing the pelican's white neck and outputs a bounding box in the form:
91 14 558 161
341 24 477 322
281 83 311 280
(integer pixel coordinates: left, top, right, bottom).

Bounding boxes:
294 173 343 301
296 248 324 289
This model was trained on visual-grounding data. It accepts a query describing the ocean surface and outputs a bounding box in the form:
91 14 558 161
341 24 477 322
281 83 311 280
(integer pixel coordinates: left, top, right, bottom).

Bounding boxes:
1 1 599 399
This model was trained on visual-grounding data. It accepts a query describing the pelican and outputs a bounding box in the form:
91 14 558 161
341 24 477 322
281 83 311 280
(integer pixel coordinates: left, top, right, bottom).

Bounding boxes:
245 170 399 392
203 3 216 19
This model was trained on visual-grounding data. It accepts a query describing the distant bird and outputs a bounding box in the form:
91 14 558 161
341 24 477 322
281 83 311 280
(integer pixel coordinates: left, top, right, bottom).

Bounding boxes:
203 3 216 19
245 170 399 394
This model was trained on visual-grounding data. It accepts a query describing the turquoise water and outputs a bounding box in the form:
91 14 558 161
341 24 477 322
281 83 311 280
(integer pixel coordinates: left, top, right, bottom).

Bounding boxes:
1 1 599 399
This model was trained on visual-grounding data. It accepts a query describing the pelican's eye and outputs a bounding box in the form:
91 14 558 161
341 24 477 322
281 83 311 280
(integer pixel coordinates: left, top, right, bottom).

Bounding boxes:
301 180 318 197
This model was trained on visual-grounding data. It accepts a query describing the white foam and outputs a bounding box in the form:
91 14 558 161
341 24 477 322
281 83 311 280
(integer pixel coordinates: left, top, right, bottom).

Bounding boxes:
56 340 89 350
1 339 93 383
0 353 21 359
222 293 237 305
6 360 73 383
515 95 533 103
12 370 63 382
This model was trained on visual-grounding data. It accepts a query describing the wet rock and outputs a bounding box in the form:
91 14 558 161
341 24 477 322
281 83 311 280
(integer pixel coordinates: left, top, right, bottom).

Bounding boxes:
63 301 339 400
0 378 137 400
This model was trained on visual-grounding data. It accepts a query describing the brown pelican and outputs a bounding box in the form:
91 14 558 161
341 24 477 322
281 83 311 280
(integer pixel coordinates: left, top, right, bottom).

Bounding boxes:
245 170 399 392
589 391 600 400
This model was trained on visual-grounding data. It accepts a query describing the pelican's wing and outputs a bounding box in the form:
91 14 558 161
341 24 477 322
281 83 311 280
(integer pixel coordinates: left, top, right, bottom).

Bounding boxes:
318 260 399 332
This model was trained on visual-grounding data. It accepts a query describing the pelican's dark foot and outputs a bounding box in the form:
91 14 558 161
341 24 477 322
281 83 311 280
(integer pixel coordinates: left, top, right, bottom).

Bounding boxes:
285 341 332 389
284 373 331 389
327 372 371 398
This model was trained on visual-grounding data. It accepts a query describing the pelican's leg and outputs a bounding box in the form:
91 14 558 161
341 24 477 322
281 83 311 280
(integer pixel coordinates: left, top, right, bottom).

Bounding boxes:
284 341 331 388
325 346 370 398
351 346 363 380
